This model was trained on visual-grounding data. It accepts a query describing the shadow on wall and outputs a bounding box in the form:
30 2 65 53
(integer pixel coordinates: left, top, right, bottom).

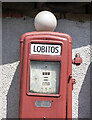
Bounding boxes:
2 18 35 65
2 18 90 65
78 62 91 118
6 63 91 118
6 64 19 118
4 18 90 118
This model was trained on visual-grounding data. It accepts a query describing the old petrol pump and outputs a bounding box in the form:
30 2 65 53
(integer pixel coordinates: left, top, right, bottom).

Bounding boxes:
19 11 82 119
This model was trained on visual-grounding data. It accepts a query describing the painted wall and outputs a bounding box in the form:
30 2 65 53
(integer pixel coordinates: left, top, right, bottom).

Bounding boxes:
1 17 91 119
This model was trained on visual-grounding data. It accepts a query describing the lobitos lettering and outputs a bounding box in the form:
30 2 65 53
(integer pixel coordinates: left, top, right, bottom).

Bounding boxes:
33 45 59 53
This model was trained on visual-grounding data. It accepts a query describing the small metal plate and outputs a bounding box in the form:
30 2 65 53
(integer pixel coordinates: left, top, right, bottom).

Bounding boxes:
35 101 51 107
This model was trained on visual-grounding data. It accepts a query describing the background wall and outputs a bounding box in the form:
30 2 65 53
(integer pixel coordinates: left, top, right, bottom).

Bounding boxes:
1 17 91 119
1 2 92 119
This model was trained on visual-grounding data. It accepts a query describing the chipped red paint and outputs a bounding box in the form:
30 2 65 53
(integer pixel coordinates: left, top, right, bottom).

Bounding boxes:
19 31 72 119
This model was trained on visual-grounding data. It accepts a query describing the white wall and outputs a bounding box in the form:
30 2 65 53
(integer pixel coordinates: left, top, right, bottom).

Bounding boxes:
1 17 91 119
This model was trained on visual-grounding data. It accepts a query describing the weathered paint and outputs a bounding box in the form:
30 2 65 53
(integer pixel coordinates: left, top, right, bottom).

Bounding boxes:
19 31 72 119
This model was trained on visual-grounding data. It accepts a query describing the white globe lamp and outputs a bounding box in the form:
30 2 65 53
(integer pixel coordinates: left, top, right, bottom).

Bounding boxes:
34 11 57 31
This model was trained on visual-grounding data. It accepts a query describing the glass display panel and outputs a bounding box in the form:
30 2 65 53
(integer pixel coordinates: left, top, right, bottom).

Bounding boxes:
29 61 60 94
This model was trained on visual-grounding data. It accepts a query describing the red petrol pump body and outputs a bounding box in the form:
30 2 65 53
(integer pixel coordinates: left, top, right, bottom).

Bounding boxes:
19 31 72 119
